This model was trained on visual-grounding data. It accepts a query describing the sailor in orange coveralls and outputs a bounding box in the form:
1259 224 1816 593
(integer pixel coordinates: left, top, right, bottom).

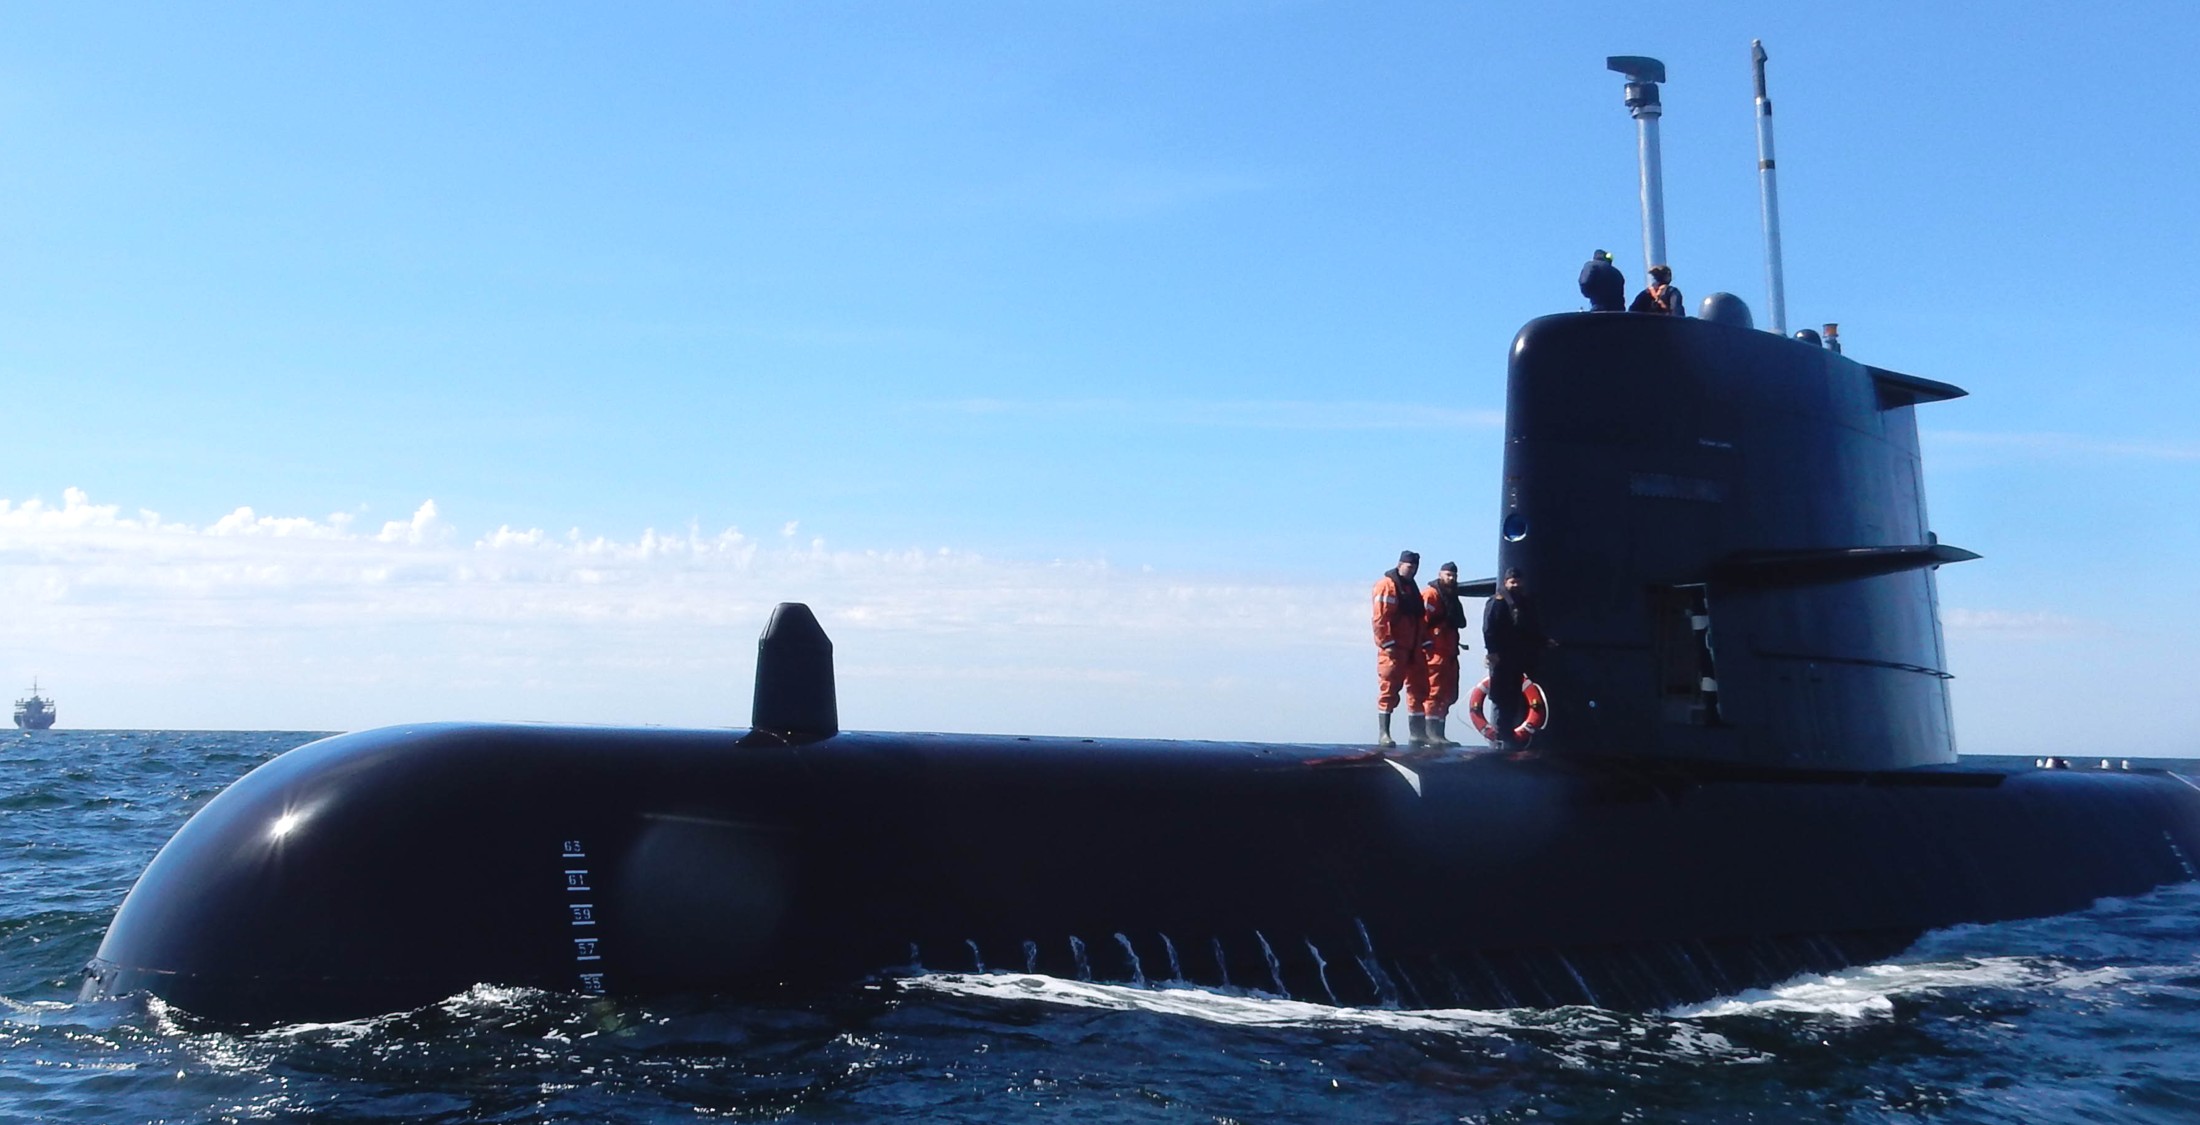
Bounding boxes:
1419 561 1469 746
1372 550 1426 746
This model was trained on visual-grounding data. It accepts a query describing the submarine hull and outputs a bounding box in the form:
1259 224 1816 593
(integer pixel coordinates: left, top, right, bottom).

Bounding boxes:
84 723 2200 1023
83 311 2196 1023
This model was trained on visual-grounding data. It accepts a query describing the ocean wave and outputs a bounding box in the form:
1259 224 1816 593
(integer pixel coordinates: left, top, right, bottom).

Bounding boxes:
900 971 1767 1066
1667 956 2051 1019
903 886 2200 1040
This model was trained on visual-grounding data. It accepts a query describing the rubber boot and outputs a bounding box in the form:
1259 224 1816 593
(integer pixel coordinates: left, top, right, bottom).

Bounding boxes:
1377 711 1395 747
1485 714 1509 749
1429 717 1457 746
1407 713 1429 745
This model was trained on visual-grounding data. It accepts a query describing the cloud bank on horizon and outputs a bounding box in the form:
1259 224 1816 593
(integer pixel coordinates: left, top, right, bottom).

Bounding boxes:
0 488 1365 737
4 486 2183 756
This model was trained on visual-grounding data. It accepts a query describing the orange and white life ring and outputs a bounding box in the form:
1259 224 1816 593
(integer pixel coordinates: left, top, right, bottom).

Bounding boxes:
1465 676 1549 743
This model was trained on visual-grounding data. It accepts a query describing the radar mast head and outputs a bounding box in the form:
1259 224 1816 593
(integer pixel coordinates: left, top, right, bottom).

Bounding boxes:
1605 55 1665 84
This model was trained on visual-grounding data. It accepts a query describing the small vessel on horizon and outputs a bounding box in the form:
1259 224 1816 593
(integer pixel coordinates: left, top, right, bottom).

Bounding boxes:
13 678 56 730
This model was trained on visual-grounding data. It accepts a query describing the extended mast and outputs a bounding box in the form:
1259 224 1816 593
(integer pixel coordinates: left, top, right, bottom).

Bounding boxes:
1753 40 1789 335
1607 56 1669 278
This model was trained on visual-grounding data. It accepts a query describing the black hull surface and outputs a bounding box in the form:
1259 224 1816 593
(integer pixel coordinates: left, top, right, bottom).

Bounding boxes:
80 301 2190 1022
84 723 2200 1024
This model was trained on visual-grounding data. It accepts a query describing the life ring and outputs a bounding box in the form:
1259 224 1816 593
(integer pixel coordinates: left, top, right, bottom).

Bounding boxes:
1465 676 1549 743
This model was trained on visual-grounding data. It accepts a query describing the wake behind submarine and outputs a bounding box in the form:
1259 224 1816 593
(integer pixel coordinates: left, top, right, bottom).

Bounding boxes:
85 52 2200 1025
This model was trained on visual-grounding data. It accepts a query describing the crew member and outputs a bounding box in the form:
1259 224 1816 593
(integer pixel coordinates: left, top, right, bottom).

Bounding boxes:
1579 250 1624 311
1629 264 1685 316
1372 550 1426 747
1420 562 1469 745
1481 567 1554 745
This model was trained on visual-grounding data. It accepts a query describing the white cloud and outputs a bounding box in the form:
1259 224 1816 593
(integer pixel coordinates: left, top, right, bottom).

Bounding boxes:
0 487 183 533
376 500 445 545
14 488 2178 755
206 506 354 539
479 525 549 550
0 489 1369 737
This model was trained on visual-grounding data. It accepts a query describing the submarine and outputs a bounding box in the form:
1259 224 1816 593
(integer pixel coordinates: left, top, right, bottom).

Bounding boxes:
83 52 2200 1025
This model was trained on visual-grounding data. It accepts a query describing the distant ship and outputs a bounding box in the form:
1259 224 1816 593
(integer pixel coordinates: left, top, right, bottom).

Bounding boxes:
13 679 56 730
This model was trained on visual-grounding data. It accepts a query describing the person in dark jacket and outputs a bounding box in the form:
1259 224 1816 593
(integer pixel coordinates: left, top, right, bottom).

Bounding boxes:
1578 250 1624 312
1629 264 1684 316
1481 567 1554 745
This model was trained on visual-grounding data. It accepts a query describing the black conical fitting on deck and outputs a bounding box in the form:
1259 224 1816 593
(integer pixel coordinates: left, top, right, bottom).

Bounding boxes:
751 602 837 739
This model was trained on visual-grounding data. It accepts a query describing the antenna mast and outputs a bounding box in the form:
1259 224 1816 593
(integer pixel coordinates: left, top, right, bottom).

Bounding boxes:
1752 40 1789 335
1607 56 1669 278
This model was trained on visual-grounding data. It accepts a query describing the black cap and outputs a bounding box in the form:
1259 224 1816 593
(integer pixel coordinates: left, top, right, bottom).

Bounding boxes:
1399 550 1420 565
1440 561 1458 573
1503 566 1520 580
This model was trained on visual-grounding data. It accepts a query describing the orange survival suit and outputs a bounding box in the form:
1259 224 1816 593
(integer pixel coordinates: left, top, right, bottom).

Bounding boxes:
1421 573 1468 724
1372 564 1427 721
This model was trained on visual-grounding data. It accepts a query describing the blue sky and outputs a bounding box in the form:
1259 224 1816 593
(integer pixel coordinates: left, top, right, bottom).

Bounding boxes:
2 3 2196 752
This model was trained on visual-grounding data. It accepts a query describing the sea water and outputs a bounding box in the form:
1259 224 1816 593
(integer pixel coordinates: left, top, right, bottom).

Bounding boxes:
7 729 2200 1123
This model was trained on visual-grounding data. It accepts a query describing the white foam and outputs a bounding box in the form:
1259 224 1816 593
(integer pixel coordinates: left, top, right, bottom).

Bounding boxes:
1669 957 2053 1020
906 972 1771 1067
909 971 1501 1030
0 996 75 1027
909 949 2164 1044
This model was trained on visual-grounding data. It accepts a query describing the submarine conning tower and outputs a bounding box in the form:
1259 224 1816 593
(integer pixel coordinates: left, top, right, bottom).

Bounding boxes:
1497 311 1974 770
